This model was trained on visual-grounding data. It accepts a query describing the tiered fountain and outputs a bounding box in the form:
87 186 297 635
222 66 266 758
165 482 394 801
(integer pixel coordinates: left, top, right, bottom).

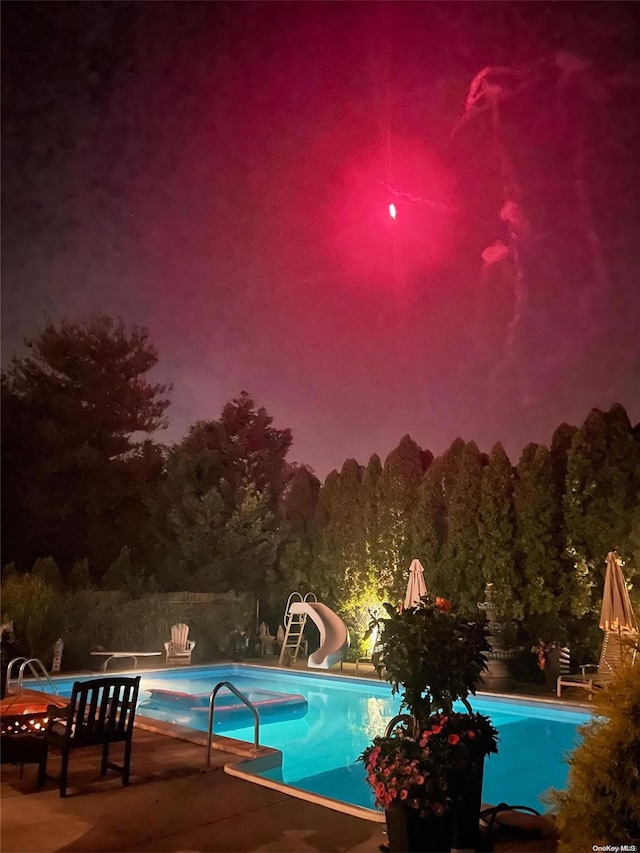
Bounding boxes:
477 582 516 690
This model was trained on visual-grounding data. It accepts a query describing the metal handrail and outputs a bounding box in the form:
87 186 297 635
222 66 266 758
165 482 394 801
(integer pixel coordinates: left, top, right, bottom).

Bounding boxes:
5 657 27 695
205 681 260 770
384 713 414 738
283 592 303 628
5 656 58 696
282 592 318 629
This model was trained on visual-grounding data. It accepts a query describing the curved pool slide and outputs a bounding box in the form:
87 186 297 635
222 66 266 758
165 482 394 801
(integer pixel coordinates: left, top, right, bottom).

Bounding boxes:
288 602 349 669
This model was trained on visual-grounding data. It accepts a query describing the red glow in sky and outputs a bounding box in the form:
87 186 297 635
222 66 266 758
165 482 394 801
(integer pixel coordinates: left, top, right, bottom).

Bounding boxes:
330 138 458 292
2 2 639 479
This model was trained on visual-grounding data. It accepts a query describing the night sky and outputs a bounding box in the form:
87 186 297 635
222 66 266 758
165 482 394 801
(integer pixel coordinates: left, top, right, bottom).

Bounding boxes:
3 2 639 477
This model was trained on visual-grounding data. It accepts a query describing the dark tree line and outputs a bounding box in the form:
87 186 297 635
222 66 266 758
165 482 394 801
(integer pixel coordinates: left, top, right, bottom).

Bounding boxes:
2 315 639 661
292 405 639 657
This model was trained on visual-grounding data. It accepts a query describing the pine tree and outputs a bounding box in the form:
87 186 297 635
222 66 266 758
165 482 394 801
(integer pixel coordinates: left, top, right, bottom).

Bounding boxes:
147 394 291 594
1 314 170 576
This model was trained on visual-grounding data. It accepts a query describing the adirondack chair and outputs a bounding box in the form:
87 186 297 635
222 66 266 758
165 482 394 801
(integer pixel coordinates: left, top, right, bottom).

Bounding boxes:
37 675 140 797
164 623 196 665
557 631 637 699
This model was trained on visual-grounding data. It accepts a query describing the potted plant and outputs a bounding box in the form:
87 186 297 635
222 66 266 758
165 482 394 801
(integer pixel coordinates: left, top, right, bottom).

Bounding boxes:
360 595 499 852
531 639 570 691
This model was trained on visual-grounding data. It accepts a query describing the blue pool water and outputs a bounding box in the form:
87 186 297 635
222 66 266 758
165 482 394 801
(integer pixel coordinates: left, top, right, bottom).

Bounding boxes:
48 664 591 813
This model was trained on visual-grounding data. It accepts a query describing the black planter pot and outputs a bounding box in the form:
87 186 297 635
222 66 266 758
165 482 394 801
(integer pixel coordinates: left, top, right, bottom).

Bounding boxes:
384 760 485 853
385 801 452 853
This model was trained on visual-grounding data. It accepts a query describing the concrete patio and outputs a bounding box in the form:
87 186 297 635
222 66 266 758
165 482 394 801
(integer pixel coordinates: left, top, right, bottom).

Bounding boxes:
1 659 567 852
1 728 559 852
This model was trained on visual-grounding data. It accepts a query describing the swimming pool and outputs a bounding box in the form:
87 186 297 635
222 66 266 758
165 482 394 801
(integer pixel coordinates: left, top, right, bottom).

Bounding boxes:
49 664 591 816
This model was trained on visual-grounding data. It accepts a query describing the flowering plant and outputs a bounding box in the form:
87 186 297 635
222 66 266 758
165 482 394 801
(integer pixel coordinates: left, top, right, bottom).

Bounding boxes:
361 594 498 817
366 594 492 720
360 711 497 816
531 639 559 671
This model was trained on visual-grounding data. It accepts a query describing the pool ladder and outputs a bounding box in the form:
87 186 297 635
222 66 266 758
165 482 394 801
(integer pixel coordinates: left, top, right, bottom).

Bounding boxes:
278 592 316 666
204 681 261 770
5 656 59 697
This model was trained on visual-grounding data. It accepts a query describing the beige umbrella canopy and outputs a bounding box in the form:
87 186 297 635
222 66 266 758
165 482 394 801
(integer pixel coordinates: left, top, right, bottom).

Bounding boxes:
404 559 428 609
599 551 638 634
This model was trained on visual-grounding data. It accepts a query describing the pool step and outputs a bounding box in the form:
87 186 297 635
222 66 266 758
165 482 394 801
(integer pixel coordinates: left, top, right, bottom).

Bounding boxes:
135 714 275 759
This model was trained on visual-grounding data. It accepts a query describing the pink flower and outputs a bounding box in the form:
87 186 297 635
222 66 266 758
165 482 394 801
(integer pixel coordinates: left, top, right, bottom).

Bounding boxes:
467 730 476 739
368 746 381 767
375 782 386 799
415 774 425 785
447 734 460 745
432 802 445 816
399 789 408 800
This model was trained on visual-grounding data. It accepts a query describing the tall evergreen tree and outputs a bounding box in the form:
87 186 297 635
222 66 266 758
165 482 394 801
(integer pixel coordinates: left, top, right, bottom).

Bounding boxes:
147 394 290 594
378 435 427 601
514 442 576 638
311 470 343 601
1 314 169 576
359 454 387 591
564 404 640 611
550 422 577 496
278 464 321 596
441 441 485 615
410 456 447 590
333 458 365 604
478 443 520 619
179 391 292 511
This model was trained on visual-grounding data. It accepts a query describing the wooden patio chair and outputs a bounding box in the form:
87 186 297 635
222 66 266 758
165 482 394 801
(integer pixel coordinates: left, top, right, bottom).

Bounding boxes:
164 623 196 665
557 631 637 699
37 675 140 797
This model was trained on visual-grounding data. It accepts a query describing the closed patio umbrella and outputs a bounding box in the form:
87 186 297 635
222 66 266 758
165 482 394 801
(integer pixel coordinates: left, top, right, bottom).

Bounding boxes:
599 551 638 634
404 559 427 609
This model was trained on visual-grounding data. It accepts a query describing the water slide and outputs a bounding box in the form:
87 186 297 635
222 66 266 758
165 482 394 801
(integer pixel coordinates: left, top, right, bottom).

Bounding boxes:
288 602 350 670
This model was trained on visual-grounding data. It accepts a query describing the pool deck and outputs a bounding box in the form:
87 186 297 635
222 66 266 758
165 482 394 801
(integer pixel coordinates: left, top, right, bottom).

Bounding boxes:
1 657 582 852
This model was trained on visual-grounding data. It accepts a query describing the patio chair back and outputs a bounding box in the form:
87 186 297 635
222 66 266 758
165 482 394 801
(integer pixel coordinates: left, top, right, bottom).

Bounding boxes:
171 623 190 651
38 675 140 797
165 623 196 665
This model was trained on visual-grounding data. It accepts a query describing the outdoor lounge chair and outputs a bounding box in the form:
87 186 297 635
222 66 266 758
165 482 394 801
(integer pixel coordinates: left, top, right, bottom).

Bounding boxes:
164 623 196 665
37 675 140 797
557 631 637 699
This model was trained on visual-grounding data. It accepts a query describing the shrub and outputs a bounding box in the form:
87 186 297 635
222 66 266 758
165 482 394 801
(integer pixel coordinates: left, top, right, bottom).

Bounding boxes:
1 573 64 663
32 556 62 589
545 649 640 848
69 558 92 590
